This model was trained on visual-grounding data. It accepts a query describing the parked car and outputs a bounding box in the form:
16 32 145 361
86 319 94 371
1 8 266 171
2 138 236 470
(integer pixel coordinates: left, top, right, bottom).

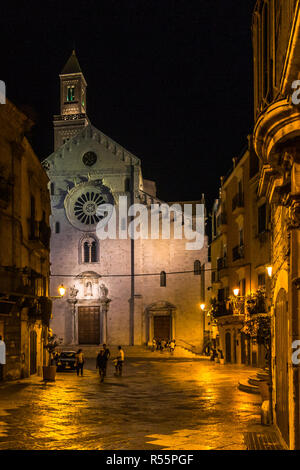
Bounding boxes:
56 351 77 371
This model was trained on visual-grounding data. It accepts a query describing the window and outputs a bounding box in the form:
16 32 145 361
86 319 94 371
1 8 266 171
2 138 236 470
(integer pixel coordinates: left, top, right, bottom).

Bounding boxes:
55 222 60 233
239 228 244 246
258 203 267 233
160 271 166 287
29 195 35 239
81 237 98 263
239 278 246 297
194 260 201 275
258 273 266 287
67 86 75 102
50 183 54 195
125 178 130 192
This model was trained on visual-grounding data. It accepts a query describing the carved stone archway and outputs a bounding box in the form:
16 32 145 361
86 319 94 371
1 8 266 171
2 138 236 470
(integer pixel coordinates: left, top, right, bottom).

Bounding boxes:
145 301 176 345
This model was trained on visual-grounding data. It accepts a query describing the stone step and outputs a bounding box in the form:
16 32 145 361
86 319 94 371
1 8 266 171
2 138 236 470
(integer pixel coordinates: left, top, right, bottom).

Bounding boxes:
256 371 270 380
238 380 260 395
248 375 268 386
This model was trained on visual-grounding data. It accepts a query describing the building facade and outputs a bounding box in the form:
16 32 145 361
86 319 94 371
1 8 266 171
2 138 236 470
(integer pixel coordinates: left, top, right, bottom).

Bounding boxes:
0 100 51 380
210 141 272 368
252 0 300 449
43 52 210 351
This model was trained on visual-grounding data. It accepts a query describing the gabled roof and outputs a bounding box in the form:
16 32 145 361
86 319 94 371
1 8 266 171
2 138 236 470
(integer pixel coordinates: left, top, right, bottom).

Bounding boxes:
61 50 82 75
43 123 141 167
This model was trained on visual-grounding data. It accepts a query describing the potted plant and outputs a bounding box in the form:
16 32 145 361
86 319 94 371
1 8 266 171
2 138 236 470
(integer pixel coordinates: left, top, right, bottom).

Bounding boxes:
43 332 62 381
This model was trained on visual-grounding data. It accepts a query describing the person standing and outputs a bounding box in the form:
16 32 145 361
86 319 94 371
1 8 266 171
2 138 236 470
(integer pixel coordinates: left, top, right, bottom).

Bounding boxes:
75 349 84 376
96 346 106 382
102 344 110 377
115 345 124 376
0 336 5 381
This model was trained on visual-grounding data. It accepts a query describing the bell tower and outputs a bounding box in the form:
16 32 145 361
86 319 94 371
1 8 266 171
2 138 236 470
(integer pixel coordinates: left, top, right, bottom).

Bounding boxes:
53 50 89 150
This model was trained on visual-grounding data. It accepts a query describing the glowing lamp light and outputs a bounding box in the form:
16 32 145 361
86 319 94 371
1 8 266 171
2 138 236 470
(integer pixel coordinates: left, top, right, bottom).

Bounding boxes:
233 288 240 297
58 285 66 297
266 266 273 278
200 303 206 311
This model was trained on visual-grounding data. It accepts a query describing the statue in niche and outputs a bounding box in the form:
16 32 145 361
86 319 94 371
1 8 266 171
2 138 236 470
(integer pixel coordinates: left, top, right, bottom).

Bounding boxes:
100 283 108 299
85 281 93 297
69 285 79 299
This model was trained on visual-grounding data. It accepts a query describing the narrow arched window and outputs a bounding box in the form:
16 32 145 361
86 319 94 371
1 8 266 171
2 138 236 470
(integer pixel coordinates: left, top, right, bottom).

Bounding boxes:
84 242 90 263
81 237 98 263
55 222 60 234
50 183 54 195
194 260 201 275
160 271 166 287
91 241 97 262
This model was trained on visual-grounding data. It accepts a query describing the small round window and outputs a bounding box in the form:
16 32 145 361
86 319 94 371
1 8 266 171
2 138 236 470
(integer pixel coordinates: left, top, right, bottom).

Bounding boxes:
82 151 97 166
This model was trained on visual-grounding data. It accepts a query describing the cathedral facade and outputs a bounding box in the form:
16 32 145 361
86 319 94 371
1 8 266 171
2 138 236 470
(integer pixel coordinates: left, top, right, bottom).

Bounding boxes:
43 51 210 350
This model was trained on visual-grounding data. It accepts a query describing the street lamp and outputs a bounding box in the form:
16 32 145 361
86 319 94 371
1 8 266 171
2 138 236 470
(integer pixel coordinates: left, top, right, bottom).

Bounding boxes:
233 288 240 297
199 303 206 351
266 266 272 278
50 285 66 299
58 285 66 297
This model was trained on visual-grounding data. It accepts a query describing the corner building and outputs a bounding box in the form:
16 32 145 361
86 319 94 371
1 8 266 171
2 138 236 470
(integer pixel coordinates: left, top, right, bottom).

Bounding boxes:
43 52 210 351
252 0 300 449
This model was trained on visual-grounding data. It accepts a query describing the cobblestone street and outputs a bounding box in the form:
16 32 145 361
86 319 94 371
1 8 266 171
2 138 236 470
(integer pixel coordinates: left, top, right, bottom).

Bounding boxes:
0 357 271 450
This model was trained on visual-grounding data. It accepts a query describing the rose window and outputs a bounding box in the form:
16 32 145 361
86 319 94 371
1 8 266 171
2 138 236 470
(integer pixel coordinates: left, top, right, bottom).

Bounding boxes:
82 151 97 166
74 191 106 225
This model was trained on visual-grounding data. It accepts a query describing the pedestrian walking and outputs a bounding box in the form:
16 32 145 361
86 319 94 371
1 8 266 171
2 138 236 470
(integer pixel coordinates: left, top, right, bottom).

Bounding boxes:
96 346 107 382
0 336 6 381
114 345 124 376
151 338 156 352
169 340 175 355
102 343 110 377
75 349 84 376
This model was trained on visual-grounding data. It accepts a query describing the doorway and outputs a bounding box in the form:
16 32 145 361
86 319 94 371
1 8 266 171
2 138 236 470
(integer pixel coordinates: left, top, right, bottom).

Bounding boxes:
225 332 231 363
30 330 37 375
78 306 100 344
153 315 171 341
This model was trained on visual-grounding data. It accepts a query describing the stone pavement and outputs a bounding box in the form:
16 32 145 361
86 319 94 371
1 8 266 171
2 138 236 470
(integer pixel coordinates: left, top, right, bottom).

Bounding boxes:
0 357 278 450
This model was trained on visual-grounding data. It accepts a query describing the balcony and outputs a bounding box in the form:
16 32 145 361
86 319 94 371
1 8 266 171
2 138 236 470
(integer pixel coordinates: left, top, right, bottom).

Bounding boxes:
28 219 51 251
232 244 244 261
217 256 227 271
213 300 233 318
232 193 244 215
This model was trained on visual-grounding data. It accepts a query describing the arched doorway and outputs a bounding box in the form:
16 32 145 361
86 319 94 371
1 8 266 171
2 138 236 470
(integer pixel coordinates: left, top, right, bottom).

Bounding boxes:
153 315 171 340
30 330 37 375
241 332 246 364
275 288 289 446
146 301 176 343
225 332 231 363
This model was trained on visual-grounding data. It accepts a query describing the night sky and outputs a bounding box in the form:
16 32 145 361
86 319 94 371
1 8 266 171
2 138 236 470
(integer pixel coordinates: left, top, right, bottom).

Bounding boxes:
1 0 256 209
